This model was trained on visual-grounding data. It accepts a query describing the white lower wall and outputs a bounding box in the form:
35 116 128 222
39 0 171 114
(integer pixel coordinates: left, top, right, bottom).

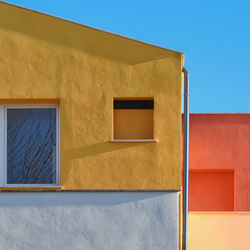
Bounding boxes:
0 192 179 250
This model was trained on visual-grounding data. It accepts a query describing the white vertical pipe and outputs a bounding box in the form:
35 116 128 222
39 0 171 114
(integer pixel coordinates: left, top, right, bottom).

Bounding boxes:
182 66 189 250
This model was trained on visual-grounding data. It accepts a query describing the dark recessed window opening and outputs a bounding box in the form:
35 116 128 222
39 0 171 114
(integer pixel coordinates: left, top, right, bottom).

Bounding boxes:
113 99 154 140
114 100 154 109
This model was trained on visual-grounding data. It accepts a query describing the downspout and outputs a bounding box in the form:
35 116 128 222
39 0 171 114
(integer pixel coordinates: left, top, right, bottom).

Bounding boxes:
182 66 189 250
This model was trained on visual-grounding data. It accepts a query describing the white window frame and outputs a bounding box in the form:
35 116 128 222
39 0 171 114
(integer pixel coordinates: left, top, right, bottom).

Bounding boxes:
0 104 60 187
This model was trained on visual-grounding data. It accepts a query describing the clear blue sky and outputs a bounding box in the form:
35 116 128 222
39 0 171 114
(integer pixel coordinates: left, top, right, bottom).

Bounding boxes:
3 0 250 113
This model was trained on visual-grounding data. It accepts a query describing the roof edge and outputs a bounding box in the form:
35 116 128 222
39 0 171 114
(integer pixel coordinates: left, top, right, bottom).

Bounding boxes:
0 0 184 55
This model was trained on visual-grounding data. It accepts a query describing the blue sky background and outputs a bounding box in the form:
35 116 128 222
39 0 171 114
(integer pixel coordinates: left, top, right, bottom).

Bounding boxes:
3 0 250 113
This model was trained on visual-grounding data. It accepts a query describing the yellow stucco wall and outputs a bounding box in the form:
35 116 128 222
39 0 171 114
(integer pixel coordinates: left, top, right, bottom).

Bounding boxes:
0 2 184 190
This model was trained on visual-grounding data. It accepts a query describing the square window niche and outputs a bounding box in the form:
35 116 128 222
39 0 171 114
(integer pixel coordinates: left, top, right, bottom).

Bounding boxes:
113 98 154 140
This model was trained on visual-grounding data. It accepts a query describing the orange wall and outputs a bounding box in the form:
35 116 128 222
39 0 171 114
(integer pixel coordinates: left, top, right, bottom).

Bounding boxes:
188 114 250 211
188 212 250 250
189 170 235 211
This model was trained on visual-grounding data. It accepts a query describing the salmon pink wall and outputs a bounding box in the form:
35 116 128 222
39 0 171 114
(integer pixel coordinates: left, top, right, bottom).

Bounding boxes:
188 114 250 211
188 212 250 250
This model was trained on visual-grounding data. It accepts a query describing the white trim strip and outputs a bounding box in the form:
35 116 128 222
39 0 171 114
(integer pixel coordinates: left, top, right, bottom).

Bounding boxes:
0 106 4 186
1 185 62 188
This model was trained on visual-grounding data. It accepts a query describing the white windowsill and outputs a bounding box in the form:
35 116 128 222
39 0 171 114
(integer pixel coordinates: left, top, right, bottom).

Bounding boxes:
0 185 62 188
110 139 157 142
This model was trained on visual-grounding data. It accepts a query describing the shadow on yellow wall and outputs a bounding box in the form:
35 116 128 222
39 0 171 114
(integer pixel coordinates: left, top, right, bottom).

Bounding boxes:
62 141 143 161
0 2 176 65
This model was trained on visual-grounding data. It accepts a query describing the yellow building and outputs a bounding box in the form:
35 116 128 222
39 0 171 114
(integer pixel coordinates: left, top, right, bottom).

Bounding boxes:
0 2 184 250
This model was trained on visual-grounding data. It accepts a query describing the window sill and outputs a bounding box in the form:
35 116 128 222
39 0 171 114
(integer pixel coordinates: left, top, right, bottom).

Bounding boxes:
110 139 157 143
0 185 62 191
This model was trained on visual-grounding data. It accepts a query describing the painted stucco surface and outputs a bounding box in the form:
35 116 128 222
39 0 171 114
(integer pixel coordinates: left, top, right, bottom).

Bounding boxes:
0 2 184 190
188 212 250 250
189 170 234 211
0 192 179 250
189 114 250 210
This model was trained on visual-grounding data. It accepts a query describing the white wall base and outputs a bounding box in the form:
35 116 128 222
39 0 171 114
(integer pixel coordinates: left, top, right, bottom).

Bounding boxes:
0 192 179 250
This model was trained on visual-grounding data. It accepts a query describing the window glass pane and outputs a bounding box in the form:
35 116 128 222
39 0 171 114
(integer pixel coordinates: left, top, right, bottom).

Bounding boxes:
7 108 57 184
